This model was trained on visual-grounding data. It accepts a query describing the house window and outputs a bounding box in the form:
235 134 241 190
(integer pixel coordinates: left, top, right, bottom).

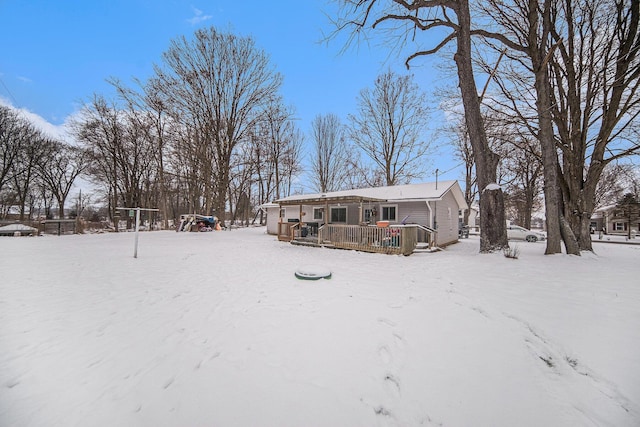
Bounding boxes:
330 207 347 223
381 205 397 222
313 208 323 221
613 222 627 231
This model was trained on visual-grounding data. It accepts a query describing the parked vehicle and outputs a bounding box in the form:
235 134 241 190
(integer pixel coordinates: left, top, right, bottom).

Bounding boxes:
507 225 546 242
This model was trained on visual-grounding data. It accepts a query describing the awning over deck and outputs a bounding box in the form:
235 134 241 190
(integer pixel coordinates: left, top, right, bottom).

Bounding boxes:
276 194 386 206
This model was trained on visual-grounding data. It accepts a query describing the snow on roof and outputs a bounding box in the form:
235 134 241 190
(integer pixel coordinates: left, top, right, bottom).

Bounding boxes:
594 204 618 213
276 180 468 209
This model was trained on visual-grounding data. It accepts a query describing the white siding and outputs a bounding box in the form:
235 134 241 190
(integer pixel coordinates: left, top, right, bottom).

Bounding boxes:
433 191 459 246
266 205 315 235
394 201 430 226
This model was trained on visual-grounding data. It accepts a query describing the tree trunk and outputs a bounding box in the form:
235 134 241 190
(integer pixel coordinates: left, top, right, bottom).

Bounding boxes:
527 0 567 254
214 164 230 224
454 1 508 252
559 214 580 255
57 197 65 219
535 72 566 254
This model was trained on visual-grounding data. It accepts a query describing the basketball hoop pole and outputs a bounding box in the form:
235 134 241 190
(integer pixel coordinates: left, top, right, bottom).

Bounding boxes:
116 207 159 258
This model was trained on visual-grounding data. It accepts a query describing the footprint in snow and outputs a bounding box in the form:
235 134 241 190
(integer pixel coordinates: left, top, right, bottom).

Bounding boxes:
378 345 392 365
377 317 397 327
384 373 401 397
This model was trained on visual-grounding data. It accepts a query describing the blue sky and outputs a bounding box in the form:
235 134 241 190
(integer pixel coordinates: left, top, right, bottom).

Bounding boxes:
0 0 462 188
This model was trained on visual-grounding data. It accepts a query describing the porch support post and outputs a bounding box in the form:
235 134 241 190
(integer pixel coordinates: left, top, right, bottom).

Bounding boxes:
325 201 329 225
359 201 363 224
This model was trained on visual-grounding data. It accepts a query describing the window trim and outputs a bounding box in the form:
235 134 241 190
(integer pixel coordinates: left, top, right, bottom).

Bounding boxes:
330 206 347 223
380 204 398 222
613 221 627 231
313 207 324 221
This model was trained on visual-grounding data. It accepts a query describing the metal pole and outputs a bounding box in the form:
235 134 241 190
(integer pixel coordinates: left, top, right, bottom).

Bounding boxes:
117 206 159 258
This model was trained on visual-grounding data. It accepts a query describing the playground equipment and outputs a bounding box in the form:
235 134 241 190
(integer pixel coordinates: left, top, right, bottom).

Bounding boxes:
176 214 220 232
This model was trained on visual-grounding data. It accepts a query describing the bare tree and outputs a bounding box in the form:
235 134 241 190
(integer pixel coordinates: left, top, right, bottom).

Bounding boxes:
444 116 477 225
153 27 282 219
278 127 304 197
0 106 46 218
311 113 352 192
0 106 25 197
110 77 174 228
343 153 387 189
477 0 640 253
501 136 543 229
73 95 124 224
348 70 430 186
595 163 640 209
228 142 255 225
549 0 640 250
249 125 276 209
331 1 508 252
260 99 301 200
37 141 90 219
9 125 48 220
74 95 157 228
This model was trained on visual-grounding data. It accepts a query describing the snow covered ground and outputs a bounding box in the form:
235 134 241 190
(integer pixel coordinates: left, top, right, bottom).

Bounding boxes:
1 227 639 426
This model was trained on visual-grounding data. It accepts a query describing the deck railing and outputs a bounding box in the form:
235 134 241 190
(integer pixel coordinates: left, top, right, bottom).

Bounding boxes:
413 224 437 248
277 221 300 241
318 224 418 255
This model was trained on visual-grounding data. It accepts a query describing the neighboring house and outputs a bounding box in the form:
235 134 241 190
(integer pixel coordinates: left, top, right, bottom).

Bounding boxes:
267 180 468 248
460 204 479 231
591 205 640 236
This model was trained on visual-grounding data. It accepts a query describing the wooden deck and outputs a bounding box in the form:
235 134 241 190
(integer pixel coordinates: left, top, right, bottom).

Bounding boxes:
319 224 418 255
279 222 435 255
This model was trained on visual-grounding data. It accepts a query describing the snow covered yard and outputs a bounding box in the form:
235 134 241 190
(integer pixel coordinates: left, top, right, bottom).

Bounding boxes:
1 227 639 427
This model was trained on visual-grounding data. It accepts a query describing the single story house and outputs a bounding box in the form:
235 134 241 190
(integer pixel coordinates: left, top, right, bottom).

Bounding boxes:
266 180 468 251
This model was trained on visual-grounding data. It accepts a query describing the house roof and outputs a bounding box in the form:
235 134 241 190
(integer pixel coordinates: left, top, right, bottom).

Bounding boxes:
594 204 618 213
275 180 468 210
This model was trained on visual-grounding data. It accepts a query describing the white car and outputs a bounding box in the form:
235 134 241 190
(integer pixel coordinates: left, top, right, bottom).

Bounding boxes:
507 225 546 242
